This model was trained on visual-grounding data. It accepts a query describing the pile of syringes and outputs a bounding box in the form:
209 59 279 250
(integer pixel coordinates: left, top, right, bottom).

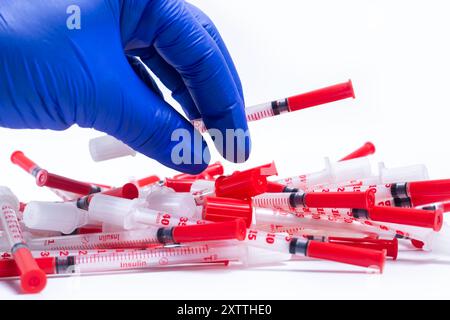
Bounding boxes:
1 80 449 294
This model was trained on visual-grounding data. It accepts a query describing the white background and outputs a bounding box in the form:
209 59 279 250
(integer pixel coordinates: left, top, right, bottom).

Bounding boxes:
2 0 450 299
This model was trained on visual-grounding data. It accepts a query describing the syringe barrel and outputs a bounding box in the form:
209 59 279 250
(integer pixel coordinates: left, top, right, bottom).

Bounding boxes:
252 193 292 210
27 229 161 251
55 243 244 274
0 187 47 293
36 170 102 196
245 229 291 253
0 187 24 247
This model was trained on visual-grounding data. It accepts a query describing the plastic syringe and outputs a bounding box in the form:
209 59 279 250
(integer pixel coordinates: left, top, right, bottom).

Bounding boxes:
243 229 386 272
202 197 426 243
25 220 246 251
311 179 450 207
275 157 372 192
192 80 355 133
0 243 247 277
311 162 429 192
0 187 47 293
23 192 205 232
252 191 442 230
0 248 148 259
253 190 375 211
10 151 110 199
88 81 355 162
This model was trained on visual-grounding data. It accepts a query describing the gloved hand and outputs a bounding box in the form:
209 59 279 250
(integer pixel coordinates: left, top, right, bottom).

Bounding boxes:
0 0 250 174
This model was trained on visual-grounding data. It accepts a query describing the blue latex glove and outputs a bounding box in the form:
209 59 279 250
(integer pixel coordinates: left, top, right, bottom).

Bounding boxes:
0 0 250 174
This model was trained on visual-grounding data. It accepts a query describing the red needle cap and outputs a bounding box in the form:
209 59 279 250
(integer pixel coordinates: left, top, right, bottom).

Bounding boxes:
328 237 398 260
203 197 253 227
367 206 443 231
339 142 376 161
13 248 48 294
306 241 386 272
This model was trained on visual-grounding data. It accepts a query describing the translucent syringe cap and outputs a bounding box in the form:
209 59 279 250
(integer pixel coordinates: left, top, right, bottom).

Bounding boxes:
146 191 197 218
23 201 88 234
328 237 398 260
304 189 375 209
364 206 443 231
287 80 355 112
408 179 450 198
306 241 386 272
172 220 247 243
203 197 253 227
339 142 376 162
13 248 47 294
89 135 137 162
88 194 139 229
327 156 373 185
10 151 39 174
378 162 429 184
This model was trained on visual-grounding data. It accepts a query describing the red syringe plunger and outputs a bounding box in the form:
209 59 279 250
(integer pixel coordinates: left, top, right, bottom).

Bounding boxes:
302 189 375 209
353 206 443 231
287 80 355 112
408 179 450 198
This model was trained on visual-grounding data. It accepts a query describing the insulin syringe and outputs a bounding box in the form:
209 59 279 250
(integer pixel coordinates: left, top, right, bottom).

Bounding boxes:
0 187 47 293
192 80 355 132
0 243 244 277
243 229 386 272
88 81 355 161
24 220 246 251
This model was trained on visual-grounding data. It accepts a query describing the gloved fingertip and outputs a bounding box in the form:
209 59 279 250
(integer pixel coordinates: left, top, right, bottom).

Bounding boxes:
204 107 252 164
155 126 211 174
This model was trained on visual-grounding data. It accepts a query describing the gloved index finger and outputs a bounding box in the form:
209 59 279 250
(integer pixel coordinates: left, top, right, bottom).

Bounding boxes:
129 0 250 163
